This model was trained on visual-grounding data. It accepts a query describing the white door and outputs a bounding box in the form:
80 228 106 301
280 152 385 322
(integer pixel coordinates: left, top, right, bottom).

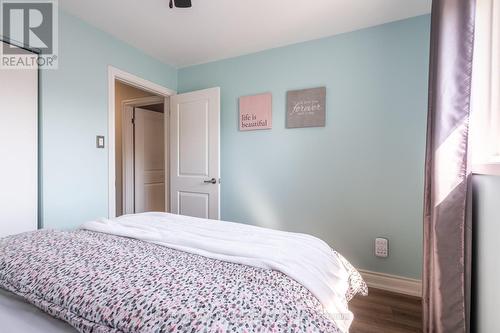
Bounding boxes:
170 87 220 219
0 42 38 237
134 108 165 213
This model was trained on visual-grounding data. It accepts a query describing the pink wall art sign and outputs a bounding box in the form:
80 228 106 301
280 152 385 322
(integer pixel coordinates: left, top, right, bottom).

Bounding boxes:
239 92 272 131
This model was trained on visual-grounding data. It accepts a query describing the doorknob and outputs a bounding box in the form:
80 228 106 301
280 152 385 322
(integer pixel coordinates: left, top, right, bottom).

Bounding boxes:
204 178 217 184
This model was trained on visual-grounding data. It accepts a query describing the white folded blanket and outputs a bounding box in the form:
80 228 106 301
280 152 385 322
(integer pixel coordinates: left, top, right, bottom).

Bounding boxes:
82 212 354 332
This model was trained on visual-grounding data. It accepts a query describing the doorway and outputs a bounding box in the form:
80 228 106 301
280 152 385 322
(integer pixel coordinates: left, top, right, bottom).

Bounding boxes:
108 66 221 220
108 67 174 218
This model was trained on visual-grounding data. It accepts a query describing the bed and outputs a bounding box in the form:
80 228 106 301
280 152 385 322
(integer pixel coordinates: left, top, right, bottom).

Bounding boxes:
0 212 367 333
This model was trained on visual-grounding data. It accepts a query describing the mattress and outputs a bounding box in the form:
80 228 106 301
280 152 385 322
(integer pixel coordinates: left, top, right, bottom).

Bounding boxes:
0 288 76 333
0 212 367 333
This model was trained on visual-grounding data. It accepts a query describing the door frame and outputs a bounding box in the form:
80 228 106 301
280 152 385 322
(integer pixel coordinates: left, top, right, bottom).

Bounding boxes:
108 66 176 218
121 96 165 215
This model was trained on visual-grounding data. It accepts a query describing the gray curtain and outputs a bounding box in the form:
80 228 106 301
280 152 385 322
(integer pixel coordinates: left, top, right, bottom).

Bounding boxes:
423 0 476 332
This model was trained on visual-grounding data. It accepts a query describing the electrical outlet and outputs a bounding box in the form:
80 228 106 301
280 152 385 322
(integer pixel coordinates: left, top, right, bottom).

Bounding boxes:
375 237 389 258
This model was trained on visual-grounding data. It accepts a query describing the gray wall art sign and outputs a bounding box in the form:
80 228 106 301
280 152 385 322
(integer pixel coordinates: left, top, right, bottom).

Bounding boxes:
286 87 326 128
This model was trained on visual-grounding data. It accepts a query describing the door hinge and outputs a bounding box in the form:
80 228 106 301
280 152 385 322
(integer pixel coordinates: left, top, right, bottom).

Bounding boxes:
131 117 135 124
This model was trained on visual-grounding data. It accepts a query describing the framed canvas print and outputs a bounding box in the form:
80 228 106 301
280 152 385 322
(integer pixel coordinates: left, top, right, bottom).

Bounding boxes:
239 93 272 131
286 87 326 128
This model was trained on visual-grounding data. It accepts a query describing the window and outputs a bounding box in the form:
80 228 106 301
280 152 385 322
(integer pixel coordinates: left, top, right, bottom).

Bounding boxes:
470 0 500 175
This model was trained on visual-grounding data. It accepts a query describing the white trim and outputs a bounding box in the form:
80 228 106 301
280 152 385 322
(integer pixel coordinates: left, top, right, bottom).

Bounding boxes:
108 66 176 218
359 269 422 298
122 104 134 215
163 99 171 213
472 163 500 176
122 96 165 108
470 0 500 173
491 0 500 157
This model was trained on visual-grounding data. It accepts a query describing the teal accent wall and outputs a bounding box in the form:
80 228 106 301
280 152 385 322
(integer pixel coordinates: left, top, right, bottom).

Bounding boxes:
40 11 177 229
473 175 500 332
178 15 430 278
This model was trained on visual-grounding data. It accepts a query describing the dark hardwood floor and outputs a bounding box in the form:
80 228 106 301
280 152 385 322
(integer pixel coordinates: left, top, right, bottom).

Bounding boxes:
350 288 422 333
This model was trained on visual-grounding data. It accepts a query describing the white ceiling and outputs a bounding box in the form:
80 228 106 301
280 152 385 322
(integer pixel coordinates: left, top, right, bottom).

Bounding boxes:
60 0 431 68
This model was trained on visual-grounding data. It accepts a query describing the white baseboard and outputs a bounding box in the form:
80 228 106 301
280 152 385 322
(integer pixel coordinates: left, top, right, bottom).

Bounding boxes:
359 269 422 298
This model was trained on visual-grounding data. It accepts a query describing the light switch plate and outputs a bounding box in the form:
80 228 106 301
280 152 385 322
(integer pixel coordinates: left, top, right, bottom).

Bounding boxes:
96 136 105 148
375 237 389 258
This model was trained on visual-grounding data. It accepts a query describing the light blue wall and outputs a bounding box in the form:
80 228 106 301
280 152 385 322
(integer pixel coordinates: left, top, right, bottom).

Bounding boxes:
473 175 500 332
178 15 430 278
40 11 177 229
40 12 429 279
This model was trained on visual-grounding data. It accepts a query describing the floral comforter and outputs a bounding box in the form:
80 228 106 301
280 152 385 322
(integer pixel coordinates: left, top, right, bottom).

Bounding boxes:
0 230 367 333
